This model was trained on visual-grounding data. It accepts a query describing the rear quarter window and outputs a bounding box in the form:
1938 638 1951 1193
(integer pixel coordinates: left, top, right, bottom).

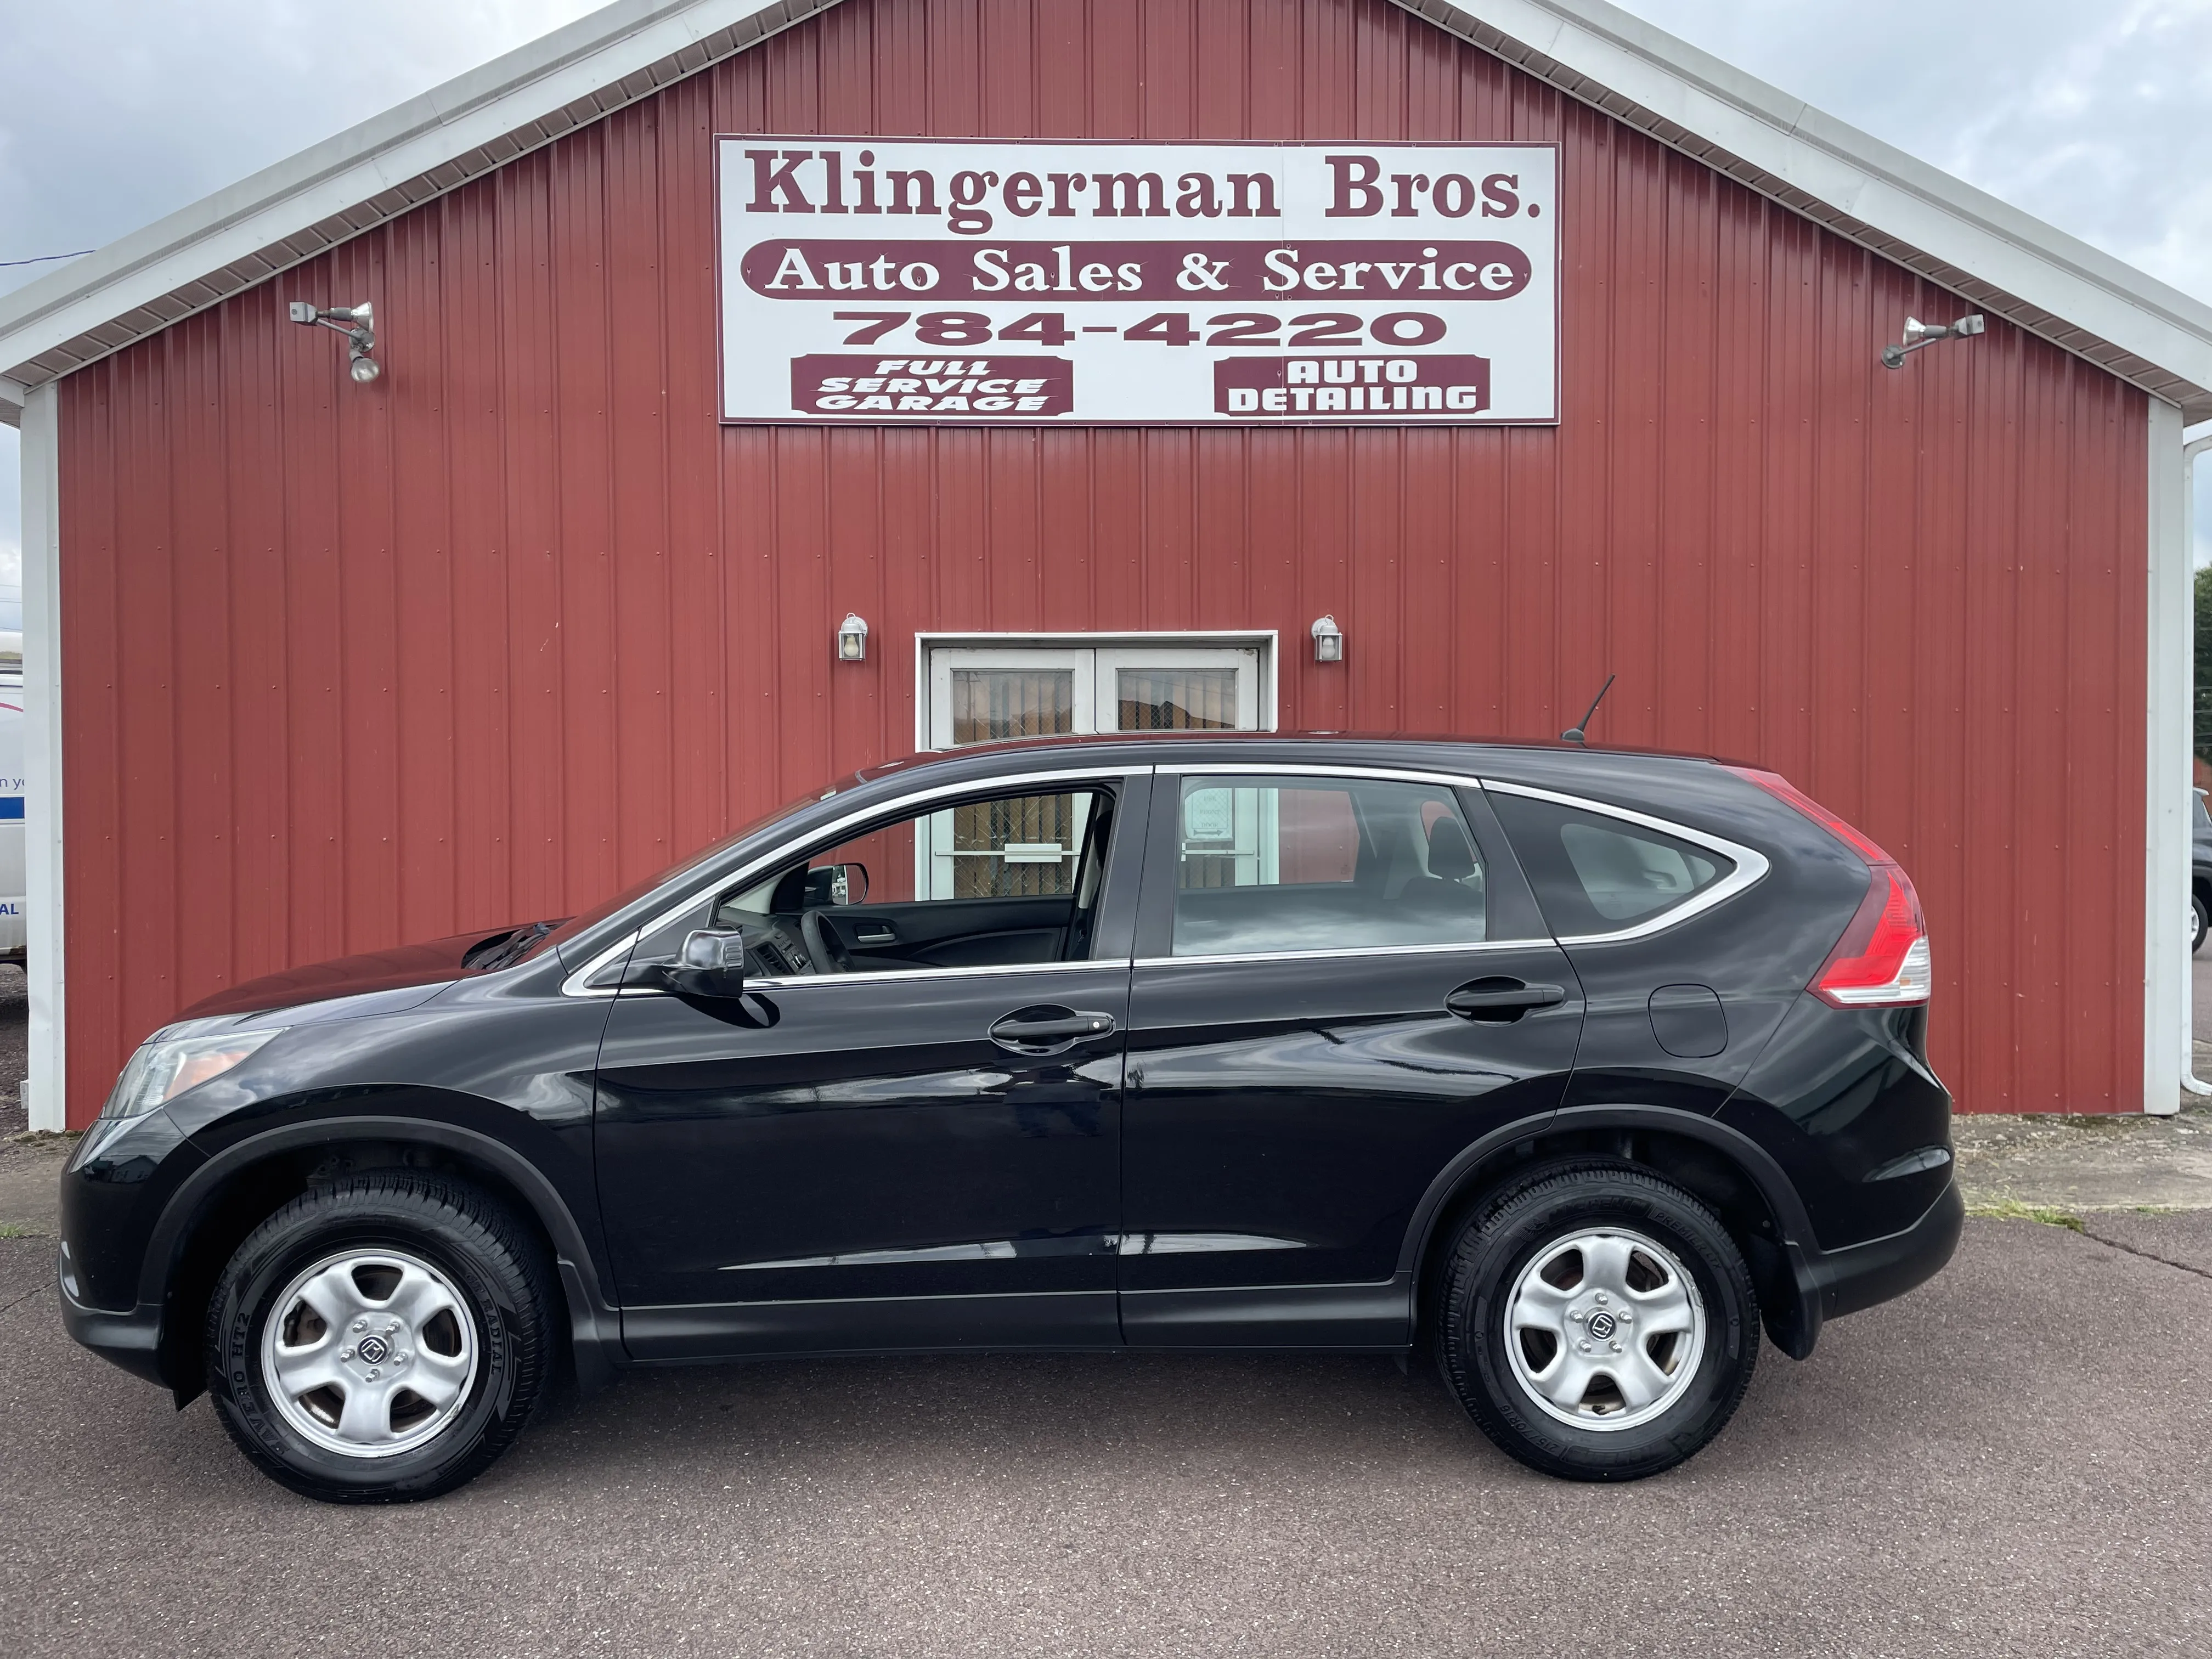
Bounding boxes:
1488 791 1735 938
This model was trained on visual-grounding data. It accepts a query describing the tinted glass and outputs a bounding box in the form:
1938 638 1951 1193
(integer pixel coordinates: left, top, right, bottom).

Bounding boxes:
615 786 1116 980
1488 792 1733 937
520 791 820 962
1170 775 1487 956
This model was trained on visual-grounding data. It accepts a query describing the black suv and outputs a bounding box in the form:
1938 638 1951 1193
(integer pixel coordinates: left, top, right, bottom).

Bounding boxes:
60 737 1959 1500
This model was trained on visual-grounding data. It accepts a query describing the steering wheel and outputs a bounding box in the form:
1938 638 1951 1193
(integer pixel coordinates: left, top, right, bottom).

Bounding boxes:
799 909 853 975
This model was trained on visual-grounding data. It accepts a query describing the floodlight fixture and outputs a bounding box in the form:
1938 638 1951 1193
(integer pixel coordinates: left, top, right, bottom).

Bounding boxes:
290 300 380 383
1882 312 1984 370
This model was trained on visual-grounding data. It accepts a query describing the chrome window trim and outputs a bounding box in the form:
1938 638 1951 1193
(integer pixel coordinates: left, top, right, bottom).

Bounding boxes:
560 765 1149 999
1155 759 1486 790
1477 778 1771 944
1136 938 1531 970
742 958 1115 993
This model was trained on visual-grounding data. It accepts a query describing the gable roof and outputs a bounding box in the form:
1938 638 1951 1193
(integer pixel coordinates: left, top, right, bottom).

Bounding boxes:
4 0 2209 426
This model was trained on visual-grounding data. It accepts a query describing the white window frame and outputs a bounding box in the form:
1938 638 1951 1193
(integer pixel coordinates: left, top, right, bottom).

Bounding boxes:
1092 646 1263 734
914 631 1278 754
916 631 1278 900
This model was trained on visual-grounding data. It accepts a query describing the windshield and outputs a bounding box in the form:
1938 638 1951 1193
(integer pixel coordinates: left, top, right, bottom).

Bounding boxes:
516 788 828 963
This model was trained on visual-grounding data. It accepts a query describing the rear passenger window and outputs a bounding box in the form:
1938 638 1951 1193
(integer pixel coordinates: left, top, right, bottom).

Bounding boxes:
1488 792 1734 937
1171 776 1487 956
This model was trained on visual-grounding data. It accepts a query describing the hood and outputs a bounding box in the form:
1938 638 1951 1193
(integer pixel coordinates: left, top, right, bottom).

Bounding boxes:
175 927 526 1021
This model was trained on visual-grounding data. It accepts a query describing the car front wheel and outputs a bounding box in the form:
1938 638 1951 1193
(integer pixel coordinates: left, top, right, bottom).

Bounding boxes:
205 1172 554 1503
1437 1163 1759 1481
2192 894 2206 955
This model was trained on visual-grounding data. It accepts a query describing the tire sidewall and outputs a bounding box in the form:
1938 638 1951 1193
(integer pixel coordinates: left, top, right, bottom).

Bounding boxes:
1448 1171 1756 1479
209 1190 533 1500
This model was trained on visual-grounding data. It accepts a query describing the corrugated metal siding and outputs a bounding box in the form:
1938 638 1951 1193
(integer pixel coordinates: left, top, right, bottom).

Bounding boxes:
54 0 2147 1125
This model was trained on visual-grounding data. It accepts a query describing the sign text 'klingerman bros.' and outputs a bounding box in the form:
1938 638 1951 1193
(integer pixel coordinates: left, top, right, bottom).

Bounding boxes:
717 139 1558 425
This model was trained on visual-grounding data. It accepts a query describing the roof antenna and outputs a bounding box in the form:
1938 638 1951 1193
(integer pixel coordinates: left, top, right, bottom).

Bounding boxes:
1560 674 1616 746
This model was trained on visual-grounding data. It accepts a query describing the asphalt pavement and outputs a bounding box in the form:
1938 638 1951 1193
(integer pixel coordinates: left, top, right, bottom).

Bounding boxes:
4 1214 2210 1659
7 962 2212 1654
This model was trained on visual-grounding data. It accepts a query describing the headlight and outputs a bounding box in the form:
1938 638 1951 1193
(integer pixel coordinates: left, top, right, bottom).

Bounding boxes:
100 1026 284 1119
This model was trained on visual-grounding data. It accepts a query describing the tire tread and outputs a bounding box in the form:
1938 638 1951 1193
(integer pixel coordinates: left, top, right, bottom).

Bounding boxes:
1437 1160 1758 1482
204 1171 554 1503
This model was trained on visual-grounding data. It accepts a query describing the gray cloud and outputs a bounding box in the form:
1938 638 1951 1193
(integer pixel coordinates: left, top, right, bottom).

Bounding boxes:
0 1 598 575
1631 1 2212 299
3 0 2208 571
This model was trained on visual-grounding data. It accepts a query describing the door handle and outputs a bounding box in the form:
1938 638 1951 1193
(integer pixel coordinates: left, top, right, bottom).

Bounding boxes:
854 927 897 945
1445 979 1567 1022
989 1007 1118 1051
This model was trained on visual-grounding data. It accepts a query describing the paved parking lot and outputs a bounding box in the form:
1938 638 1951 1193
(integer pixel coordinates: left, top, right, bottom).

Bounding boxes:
5 960 2209 1655
4 1214 2209 1658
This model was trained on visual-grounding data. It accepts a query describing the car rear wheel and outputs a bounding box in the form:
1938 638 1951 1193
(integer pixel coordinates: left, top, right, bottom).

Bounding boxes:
205 1173 554 1503
1437 1163 1758 1481
2192 895 2206 955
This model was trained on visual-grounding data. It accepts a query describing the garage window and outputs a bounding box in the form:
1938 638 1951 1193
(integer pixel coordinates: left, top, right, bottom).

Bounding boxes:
917 635 1272 897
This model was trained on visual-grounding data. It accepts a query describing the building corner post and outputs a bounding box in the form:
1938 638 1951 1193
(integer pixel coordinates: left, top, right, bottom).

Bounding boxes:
20 380 66 1132
2181 416 2212 1108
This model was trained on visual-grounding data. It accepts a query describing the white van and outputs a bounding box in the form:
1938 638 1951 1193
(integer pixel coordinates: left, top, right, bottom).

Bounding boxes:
0 631 23 962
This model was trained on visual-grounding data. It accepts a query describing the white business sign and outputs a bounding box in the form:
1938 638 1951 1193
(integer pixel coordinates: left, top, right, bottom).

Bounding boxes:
717 139 1558 425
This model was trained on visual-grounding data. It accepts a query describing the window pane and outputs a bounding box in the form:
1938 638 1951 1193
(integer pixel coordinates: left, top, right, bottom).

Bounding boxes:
952 669 1075 744
662 786 1116 974
1170 775 1487 956
1118 667 1237 731
1488 793 1734 936
1559 822 1717 920
950 792 1081 898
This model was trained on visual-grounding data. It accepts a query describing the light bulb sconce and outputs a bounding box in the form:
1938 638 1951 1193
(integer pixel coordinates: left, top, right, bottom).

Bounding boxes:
1882 312 1983 370
290 300 380 382
1311 614 1344 663
836 613 870 662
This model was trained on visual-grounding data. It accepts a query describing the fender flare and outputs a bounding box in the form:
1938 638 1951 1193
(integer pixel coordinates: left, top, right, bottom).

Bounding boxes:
148 1114 622 1390
1394 1103 1823 1358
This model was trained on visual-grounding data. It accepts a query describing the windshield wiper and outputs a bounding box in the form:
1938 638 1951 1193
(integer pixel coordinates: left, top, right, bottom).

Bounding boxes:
462 919 564 972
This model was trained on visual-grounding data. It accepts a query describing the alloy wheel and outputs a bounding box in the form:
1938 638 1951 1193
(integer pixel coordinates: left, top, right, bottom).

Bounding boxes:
1503 1227 1706 1431
259 1248 480 1458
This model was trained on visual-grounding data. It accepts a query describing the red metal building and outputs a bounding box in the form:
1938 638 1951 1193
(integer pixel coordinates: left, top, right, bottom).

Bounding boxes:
4 0 2212 1128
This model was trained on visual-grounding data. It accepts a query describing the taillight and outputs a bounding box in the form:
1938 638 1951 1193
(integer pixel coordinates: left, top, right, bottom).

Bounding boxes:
1809 864 1932 1006
1726 766 1932 1008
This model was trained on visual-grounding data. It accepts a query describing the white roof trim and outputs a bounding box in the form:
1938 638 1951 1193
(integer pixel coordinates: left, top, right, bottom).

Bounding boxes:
0 0 844 421
2 0 2208 428
1396 0 2212 417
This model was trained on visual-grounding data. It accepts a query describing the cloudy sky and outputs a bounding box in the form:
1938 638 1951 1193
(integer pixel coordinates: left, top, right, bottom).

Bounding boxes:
3 0 2209 617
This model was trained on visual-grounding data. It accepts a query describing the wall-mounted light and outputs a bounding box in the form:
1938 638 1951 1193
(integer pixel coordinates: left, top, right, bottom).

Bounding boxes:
1882 312 1983 370
836 613 870 662
1311 614 1344 663
289 300 380 382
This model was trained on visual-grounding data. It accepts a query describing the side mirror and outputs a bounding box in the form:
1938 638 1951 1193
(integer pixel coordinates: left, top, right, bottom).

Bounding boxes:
801 862 869 908
667 929 746 1000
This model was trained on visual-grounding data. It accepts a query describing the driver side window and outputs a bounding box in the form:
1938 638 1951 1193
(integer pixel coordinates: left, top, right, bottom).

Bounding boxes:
636 784 1120 980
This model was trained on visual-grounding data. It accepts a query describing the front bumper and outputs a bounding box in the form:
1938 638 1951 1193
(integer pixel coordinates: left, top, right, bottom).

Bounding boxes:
1773 1178 1964 1357
57 1240 168 1388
